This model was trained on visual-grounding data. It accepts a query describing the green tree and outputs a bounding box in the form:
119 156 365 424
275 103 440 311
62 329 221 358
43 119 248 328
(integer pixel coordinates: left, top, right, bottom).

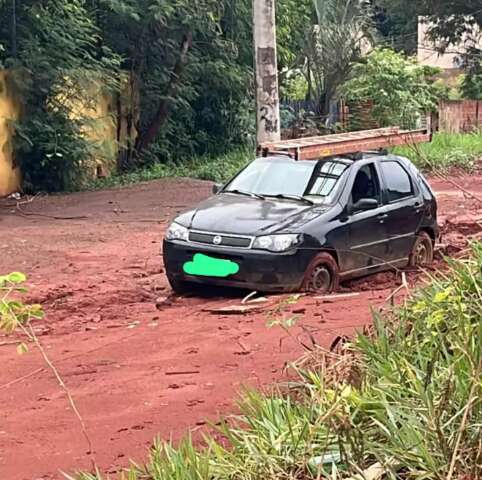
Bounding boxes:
372 0 418 54
96 0 253 167
0 0 254 191
343 48 440 128
307 0 375 114
373 0 482 92
460 68 482 100
0 0 120 191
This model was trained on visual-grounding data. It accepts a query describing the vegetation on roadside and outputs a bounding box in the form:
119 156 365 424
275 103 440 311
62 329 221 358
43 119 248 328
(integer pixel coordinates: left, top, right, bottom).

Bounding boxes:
84 132 482 190
84 148 252 190
393 132 482 171
74 242 482 479
344 48 442 129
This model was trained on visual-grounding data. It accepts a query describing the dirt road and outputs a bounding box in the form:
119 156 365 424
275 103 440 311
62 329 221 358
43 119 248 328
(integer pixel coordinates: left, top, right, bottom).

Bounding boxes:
0 174 481 479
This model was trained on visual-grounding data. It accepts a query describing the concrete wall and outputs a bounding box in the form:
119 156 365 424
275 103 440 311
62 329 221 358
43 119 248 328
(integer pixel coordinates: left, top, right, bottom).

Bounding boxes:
0 71 22 197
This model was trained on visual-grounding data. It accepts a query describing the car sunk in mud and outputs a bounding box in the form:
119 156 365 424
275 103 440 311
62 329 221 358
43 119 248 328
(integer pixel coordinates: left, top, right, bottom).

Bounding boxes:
163 153 438 294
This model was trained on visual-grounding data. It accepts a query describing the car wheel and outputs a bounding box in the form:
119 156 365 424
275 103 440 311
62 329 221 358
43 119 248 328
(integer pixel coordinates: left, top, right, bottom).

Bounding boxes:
166 272 190 294
302 252 339 294
409 231 434 267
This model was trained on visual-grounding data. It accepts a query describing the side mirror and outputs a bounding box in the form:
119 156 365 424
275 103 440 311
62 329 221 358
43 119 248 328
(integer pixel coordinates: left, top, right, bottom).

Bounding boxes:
352 198 379 212
212 183 222 194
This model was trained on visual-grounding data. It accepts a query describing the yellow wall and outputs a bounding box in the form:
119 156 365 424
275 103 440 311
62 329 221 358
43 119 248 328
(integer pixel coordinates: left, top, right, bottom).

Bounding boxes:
74 82 119 179
65 76 137 182
0 71 21 197
0 71 137 195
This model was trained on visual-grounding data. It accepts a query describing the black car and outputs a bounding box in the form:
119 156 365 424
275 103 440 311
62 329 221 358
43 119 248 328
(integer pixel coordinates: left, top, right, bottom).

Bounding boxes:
163 152 438 293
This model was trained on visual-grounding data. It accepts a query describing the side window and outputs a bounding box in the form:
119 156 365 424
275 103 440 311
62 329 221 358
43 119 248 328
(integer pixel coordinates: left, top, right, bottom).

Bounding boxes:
380 161 414 202
351 163 381 206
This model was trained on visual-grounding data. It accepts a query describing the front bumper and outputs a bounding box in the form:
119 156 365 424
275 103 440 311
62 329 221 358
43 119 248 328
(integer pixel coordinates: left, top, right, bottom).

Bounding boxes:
163 239 313 292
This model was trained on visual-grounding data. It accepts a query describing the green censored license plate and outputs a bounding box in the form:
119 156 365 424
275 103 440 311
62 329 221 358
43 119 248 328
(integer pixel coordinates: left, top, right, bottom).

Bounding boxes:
183 253 240 278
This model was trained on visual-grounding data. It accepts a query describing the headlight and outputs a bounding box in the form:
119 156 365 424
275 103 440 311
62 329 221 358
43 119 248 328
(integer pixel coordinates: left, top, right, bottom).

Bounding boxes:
165 222 189 241
252 234 300 252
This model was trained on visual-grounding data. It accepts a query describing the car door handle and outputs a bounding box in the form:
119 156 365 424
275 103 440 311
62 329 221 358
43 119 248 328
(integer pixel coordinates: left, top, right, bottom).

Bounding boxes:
414 202 423 213
377 213 388 224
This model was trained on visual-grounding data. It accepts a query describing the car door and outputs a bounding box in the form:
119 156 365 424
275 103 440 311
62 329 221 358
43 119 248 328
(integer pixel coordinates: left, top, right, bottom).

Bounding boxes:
378 159 423 263
342 162 390 274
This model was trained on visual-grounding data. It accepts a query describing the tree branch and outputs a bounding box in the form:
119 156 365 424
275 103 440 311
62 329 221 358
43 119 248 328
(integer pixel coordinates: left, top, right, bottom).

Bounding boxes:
135 32 193 155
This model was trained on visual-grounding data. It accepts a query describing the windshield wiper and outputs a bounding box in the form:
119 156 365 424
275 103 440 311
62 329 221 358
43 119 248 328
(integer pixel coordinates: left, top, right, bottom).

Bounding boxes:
224 189 265 200
265 193 314 205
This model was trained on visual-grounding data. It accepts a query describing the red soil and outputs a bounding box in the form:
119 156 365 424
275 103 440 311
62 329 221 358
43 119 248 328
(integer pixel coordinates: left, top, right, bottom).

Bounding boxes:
0 174 481 480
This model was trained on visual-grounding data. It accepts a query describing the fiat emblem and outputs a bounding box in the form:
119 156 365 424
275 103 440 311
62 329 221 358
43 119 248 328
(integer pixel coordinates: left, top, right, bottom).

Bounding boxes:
213 235 222 245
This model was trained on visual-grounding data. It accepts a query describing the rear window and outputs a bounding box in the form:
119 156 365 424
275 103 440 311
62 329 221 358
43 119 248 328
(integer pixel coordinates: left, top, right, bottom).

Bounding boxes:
305 161 349 199
418 174 434 201
380 161 414 202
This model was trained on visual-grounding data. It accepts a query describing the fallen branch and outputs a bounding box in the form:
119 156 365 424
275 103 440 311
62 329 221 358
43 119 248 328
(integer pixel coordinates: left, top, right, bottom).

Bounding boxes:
0 367 45 390
20 323 95 459
406 140 482 205
204 304 262 314
16 204 88 220
385 272 409 306
315 292 361 300
165 370 200 376
433 170 482 205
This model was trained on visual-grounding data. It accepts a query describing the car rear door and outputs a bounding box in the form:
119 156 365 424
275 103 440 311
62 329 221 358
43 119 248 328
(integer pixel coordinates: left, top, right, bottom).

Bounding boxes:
342 162 391 274
378 159 423 263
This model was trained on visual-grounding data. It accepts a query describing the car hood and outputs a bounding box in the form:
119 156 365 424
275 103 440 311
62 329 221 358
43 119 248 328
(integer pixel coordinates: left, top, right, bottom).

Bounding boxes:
175 193 329 235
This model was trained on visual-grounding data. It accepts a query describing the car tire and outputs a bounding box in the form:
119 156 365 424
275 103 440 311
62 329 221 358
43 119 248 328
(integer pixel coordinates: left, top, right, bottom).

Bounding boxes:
408 231 434 267
302 252 339 294
166 273 190 294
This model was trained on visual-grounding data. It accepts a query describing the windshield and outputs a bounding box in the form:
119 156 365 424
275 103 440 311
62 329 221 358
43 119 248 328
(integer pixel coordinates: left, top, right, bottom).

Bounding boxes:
224 157 350 204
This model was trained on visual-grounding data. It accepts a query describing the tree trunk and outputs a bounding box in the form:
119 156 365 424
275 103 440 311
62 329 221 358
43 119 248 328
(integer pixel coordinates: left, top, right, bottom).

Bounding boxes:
11 0 17 58
135 32 193 155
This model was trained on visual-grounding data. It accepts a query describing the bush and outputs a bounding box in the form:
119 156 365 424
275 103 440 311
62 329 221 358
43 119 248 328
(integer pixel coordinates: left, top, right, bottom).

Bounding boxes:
344 48 441 128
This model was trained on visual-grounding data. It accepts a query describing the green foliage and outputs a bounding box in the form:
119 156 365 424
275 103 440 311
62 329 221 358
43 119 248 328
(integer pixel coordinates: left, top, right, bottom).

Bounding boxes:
393 132 482 171
460 68 482 100
276 0 312 73
373 0 418 54
0 0 253 192
1 0 121 192
417 0 482 48
344 48 441 128
306 0 375 113
84 148 252 190
280 72 309 101
0 272 43 351
352 243 482 478
76 244 482 479
96 0 254 165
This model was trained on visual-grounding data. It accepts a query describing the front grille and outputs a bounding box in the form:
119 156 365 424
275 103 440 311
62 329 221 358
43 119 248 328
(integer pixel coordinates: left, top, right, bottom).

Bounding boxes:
189 231 252 248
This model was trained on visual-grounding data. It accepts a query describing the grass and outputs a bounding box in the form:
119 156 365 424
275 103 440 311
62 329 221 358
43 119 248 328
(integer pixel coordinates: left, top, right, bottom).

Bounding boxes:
393 131 482 171
74 242 482 480
83 148 252 190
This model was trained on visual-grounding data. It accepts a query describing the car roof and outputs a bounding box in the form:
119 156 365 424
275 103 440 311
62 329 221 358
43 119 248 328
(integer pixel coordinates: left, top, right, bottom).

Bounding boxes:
262 152 413 166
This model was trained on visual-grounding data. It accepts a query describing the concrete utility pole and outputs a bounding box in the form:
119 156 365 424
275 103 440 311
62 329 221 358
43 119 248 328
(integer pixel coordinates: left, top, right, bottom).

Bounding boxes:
253 0 281 147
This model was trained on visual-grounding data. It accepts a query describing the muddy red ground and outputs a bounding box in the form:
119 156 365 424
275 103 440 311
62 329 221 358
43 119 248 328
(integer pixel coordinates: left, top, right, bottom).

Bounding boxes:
0 174 481 480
